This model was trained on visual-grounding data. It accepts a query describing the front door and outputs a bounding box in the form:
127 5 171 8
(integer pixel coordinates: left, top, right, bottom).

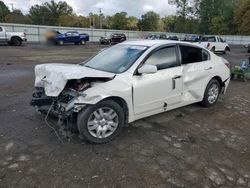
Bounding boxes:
133 45 183 115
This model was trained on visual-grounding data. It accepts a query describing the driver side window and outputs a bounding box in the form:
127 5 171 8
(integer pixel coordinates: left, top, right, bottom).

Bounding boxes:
145 46 179 70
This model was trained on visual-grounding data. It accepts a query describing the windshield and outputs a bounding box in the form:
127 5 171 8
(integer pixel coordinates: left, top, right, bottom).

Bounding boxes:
81 45 148 73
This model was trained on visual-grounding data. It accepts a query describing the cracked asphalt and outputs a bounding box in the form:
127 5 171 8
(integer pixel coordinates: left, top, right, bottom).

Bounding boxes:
0 42 250 188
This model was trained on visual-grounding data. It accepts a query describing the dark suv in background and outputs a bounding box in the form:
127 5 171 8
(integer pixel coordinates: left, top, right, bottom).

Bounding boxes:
100 33 126 44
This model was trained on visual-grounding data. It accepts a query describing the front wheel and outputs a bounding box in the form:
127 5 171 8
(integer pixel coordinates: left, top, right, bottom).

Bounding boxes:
80 39 86 45
58 39 64 46
77 100 125 144
201 79 221 107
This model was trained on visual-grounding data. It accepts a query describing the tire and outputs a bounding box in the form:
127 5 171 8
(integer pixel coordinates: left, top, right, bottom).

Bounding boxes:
120 38 125 43
11 37 22 46
223 47 230 54
58 39 64 46
108 40 112 45
211 47 215 53
201 79 221 107
77 99 125 144
75 42 79 45
80 39 86 45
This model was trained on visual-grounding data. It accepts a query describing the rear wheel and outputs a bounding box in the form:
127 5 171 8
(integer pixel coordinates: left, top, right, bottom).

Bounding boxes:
223 47 230 54
211 47 215 53
201 79 221 107
77 100 125 144
11 37 22 46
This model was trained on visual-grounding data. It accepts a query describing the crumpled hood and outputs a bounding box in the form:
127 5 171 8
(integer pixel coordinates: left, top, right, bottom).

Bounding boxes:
34 63 115 97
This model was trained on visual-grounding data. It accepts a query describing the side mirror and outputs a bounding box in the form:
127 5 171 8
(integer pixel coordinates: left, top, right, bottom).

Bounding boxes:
138 64 157 74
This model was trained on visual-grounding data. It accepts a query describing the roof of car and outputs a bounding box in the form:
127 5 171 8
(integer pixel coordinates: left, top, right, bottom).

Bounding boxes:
121 40 189 47
120 40 208 50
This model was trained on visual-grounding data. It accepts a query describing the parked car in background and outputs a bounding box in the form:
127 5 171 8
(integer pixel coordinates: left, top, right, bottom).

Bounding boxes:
167 36 179 41
145 34 167 40
199 35 230 54
244 42 250 53
46 30 89 45
0 26 27 46
31 40 230 144
100 33 126 44
183 35 200 42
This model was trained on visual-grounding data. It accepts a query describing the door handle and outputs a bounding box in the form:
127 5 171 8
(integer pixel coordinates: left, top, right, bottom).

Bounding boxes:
172 75 182 79
204 67 212 70
172 75 181 90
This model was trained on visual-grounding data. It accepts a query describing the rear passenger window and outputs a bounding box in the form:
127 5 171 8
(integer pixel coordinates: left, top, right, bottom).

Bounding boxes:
180 45 209 64
202 50 209 61
145 46 179 70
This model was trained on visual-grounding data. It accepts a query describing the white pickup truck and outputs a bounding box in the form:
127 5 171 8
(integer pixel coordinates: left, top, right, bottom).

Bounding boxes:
0 26 27 46
198 35 230 54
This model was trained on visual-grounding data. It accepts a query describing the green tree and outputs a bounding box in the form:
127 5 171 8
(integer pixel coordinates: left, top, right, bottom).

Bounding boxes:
111 12 128 30
175 0 194 18
209 16 229 34
0 1 10 22
138 11 160 31
5 9 31 24
234 0 250 34
162 15 176 32
127 16 138 30
29 0 73 25
197 0 235 34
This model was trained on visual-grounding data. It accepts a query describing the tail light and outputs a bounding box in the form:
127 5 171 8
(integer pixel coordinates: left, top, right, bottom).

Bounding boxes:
222 58 230 69
207 42 210 49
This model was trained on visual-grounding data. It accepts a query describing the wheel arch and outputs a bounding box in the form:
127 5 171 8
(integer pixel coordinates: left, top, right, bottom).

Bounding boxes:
225 46 230 51
99 96 129 126
11 36 22 41
211 76 224 92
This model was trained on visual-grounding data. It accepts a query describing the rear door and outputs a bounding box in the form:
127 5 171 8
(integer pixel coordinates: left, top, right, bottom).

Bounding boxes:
179 44 212 101
133 45 183 115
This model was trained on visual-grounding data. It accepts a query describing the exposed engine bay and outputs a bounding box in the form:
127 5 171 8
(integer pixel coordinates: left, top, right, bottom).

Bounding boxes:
31 77 112 123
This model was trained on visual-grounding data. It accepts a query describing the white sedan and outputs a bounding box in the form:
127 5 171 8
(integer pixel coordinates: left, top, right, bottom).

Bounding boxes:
31 40 231 144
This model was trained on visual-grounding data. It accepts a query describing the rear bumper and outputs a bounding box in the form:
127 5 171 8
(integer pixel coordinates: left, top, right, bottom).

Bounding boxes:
21 37 27 42
221 77 230 94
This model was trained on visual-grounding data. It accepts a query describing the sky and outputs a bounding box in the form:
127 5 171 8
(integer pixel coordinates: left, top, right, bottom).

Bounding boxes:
2 0 177 17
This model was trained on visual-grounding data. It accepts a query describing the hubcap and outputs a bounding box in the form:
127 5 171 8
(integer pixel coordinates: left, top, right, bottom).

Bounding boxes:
208 83 219 104
87 107 119 139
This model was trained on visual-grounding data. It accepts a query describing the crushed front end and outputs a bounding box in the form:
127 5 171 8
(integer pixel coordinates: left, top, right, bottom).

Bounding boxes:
30 79 92 131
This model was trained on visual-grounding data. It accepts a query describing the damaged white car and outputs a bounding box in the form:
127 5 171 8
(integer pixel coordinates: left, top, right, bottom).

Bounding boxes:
31 40 230 144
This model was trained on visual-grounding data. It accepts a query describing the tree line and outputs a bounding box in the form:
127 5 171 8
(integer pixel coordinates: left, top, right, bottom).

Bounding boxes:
0 0 249 35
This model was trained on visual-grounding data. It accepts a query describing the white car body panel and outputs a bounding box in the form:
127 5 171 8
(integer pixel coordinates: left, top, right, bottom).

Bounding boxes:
0 26 27 42
198 35 230 52
33 40 231 123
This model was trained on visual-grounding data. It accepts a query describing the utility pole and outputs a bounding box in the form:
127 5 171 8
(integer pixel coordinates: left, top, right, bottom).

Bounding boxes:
99 8 102 29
